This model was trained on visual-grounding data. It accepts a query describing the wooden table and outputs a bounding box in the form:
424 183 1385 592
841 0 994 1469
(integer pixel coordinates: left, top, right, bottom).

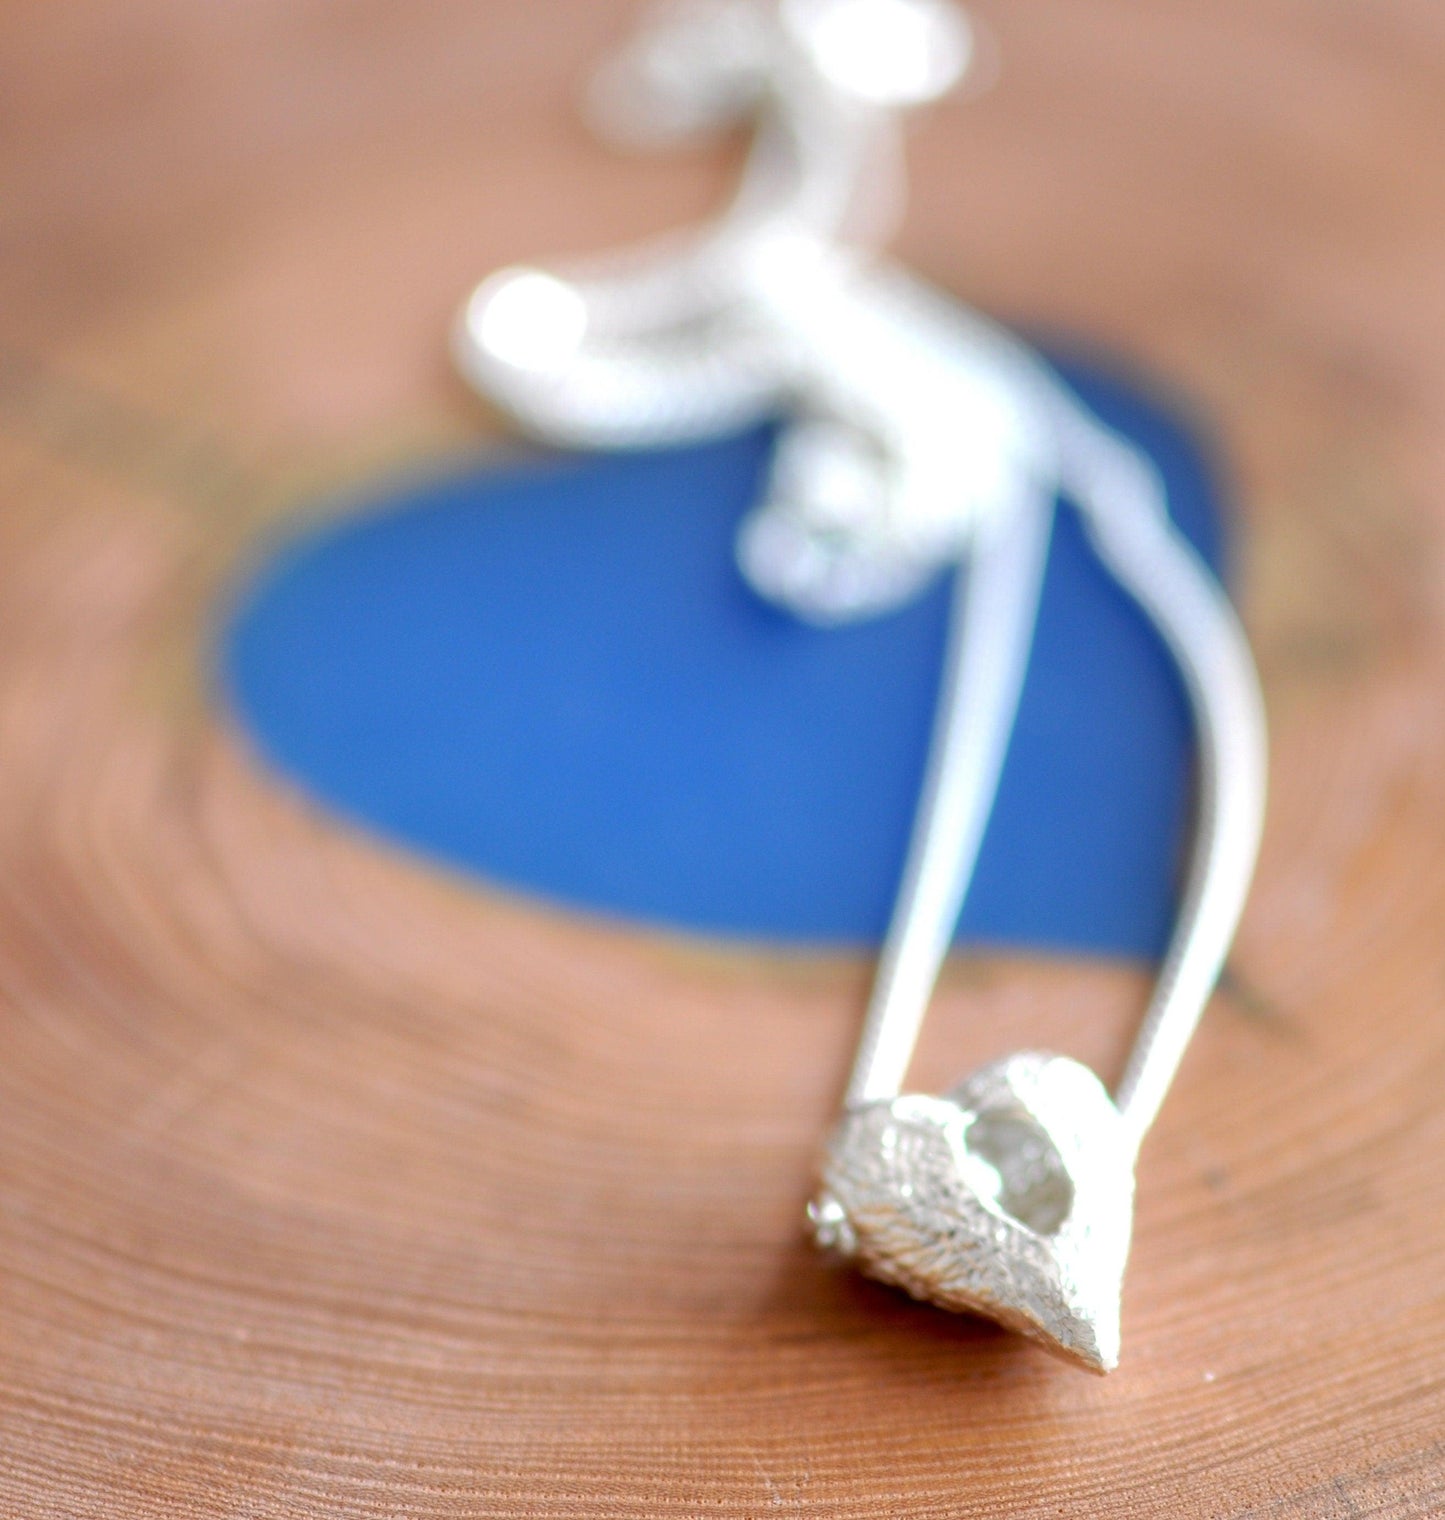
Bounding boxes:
2 2 1443 1514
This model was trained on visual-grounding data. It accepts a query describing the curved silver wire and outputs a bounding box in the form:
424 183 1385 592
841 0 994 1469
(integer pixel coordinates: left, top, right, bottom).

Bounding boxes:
844 395 1267 1158
1062 413 1267 1151
844 488 1054 1107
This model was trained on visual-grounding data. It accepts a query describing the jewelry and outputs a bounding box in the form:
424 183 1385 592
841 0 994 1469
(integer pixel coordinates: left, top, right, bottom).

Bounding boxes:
454 0 1267 1372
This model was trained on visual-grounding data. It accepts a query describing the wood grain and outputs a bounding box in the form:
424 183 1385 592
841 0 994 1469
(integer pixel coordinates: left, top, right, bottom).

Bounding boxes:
2 2 1444 1515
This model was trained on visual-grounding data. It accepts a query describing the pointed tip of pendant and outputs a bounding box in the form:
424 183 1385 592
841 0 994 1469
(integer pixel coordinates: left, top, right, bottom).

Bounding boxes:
1047 1308 1120 1374
1071 1338 1118 1376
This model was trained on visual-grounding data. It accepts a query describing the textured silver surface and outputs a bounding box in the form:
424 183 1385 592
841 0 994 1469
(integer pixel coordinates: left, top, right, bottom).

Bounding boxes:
816 1053 1134 1372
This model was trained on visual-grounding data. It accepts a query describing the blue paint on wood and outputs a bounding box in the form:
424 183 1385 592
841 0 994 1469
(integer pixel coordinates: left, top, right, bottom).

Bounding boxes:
220 352 1226 957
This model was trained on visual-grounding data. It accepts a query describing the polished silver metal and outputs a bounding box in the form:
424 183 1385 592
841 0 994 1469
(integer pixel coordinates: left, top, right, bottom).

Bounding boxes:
454 0 1267 1371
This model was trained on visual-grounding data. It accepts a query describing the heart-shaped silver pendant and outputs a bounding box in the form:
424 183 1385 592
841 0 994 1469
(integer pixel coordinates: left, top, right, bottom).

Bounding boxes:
812 1052 1135 1372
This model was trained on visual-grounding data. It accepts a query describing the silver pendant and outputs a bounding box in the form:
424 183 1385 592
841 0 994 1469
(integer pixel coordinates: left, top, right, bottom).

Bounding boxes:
814 1053 1134 1372
454 0 1267 1371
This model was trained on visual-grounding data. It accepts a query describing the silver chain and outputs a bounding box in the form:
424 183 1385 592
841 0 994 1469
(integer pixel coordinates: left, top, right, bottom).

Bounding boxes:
454 0 1267 1159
